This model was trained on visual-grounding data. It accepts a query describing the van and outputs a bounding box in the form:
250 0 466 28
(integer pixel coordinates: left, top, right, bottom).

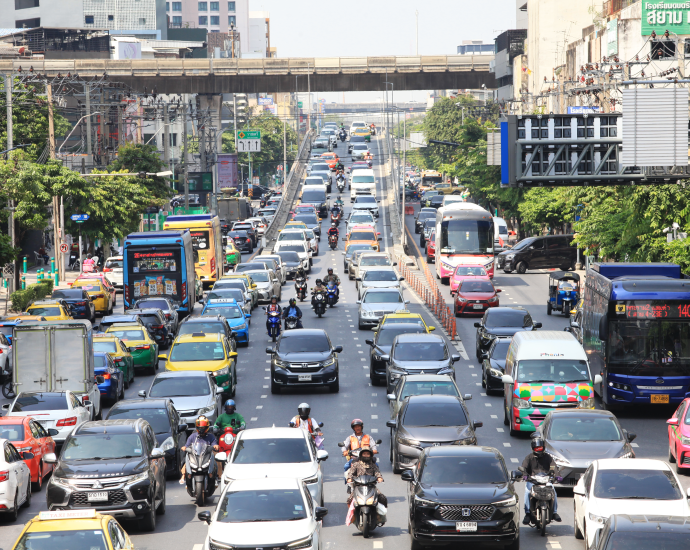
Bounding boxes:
493 217 509 250
501 331 601 435
300 187 329 218
496 234 577 274
350 169 376 199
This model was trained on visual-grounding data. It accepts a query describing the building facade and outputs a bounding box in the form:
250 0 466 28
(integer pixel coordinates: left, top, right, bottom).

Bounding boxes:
167 0 249 50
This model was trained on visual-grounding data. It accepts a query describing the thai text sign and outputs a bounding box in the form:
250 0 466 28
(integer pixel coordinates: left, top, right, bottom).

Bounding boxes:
642 2 690 35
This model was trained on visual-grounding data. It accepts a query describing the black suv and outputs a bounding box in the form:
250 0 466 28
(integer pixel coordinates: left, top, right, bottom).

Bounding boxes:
97 314 144 332
415 208 437 234
228 230 254 253
126 308 171 348
403 446 519 550
44 419 167 531
474 307 541 360
232 222 258 247
497 234 577 274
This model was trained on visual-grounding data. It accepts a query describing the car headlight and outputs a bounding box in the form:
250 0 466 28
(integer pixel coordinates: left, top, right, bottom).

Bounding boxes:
50 476 71 489
588 512 606 524
362 310 374 318
209 538 234 550
488 368 503 378
159 436 175 452
287 537 313 550
506 254 515 260
514 398 531 409
320 357 335 367
681 436 690 446
414 495 437 506
213 366 230 377
577 397 595 409
125 471 150 485
274 358 289 368
492 495 517 507
398 436 420 447
199 405 216 415
456 296 467 303
234 322 247 330
303 474 319 485
546 451 571 467
441 261 454 269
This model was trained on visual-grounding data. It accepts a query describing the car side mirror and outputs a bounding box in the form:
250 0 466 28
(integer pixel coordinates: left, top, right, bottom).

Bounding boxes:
399 277 405 281
151 448 165 459
464 394 472 401
316 450 328 461
2 403 9 410
138 390 147 398
95 376 105 384
570 321 580 328
266 347 274 354
334 346 343 353
48 428 59 436
386 420 397 429
473 421 483 429
428 326 436 331
401 470 414 482
534 322 543 329
627 432 637 442
178 423 187 433
511 470 521 481
315 506 328 520
21 451 34 460
451 354 461 363
380 354 390 362
474 322 481 328
43 452 57 464
573 485 585 496
158 354 168 361
356 300 361 304
198 511 212 524
337 442 345 448
594 374 602 385
365 339 374 345
355 277 361 281
82 400 92 408
667 417 679 426
501 374 514 384
214 451 227 462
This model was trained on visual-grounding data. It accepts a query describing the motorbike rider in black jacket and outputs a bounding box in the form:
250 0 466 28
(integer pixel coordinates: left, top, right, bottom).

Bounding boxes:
282 298 304 328
521 437 561 524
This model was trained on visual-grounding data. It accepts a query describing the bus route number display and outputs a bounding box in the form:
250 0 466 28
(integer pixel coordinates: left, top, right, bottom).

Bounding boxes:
616 301 690 319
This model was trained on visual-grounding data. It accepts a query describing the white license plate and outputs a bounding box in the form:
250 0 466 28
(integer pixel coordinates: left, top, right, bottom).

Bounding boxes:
456 522 477 532
298 374 312 382
87 492 108 502
472 304 484 309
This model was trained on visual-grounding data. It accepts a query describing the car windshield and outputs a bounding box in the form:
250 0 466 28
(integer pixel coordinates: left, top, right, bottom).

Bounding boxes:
0 423 24 440
491 341 511 359
277 252 300 262
377 326 424 346
62 433 144 460
108 407 171 434
485 310 530 328
279 334 330 353
217 488 307 523
347 245 375 257
15 530 109 550
149 376 211 397
404 402 467 426
350 231 376 241
350 214 374 223
548 415 621 441
421 456 507 484
246 272 270 282
279 245 306 253
460 280 495 293
27 307 61 316
135 299 169 310
52 289 85 299
178 322 225 336
105 259 123 269
207 306 244 319
294 215 318 224
213 281 246 292
511 238 534 251
302 191 326 202
364 271 398 282
229 231 248 238
169 342 226 361
233 438 311 464
279 232 305 241
394 342 447 361
593 469 682 499
363 291 402 304
360 257 390 266
516 359 590 383
401 381 459 399
208 289 244 302
454 267 487 277
604 532 690 550
356 196 376 204
94 356 108 369
107 330 145 340
13 394 68 411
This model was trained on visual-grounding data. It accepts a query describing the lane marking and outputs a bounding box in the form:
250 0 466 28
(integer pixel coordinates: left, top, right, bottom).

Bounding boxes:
261 395 267 398
371 415 378 419
510 458 519 463
371 428 379 433
480 393 487 396
491 415 498 419
250 417 258 421
631 443 639 448
373 542 383 549
256 405 263 409
497 428 504 432
485 403 492 407
503 442 511 447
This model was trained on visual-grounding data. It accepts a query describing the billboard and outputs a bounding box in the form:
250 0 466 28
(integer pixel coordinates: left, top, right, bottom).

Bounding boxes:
258 97 274 106
642 2 690 35
217 153 239 189
116 41 142 60
409 132 427 148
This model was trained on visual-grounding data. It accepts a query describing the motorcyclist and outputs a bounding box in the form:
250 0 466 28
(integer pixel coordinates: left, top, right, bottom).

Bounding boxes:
521 437 561 524
214 399 246 432
282 298 303 328
327 223 339 241
342 418 378 459
335 161 345 172
265 295 282 332
345 446 386 506
289 402 323 448
180 416 219 483
323 267 341 299
82 253 96 273
331 203 342 219
335 197 345 208
312 279 326 301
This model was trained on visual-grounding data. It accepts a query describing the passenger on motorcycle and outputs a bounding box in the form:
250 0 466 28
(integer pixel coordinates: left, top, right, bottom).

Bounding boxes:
214 399 246 431
345 446 386 506
521 437 561 524
266 295 282 331
289 403 323 447
323 267 341 298
312 279 326 298
282 298 303 328
82 253 96 272
180 416 219 483
342 419 378 479
335 161 345 172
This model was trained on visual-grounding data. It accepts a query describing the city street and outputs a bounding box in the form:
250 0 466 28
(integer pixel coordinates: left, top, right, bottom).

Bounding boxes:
0 133 682 550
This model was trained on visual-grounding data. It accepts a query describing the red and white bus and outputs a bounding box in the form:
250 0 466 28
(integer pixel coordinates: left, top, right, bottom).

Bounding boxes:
434 203 496 282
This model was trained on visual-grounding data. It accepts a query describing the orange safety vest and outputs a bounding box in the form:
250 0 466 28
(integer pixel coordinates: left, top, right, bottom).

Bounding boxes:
348 434 371 451
293 416 315 434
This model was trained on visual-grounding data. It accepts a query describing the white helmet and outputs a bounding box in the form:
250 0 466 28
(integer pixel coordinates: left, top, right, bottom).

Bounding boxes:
332 223 336 227
298 402 310 420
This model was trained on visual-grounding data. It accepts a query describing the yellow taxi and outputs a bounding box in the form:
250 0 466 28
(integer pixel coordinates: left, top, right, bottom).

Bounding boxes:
105 322 158 374
71 278 114 316
284 221 308 230
352 127 371 141
377 310 436 332
159 332 237 397
11 509 134 550
25 300 72 320
4 314 46 322
221 273 258 307
93 334 135 388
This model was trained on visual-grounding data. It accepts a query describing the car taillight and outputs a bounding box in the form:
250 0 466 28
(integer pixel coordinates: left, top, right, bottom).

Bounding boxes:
103 268 112 272
246 238 251 243
0 471 8 482
94 294 105 299
99 373 111 380
125 284 131 303
57 417 77 427
151 325 164 329
114 358 124 363
136 345 151 350
181 282 187 301
77 301 87 306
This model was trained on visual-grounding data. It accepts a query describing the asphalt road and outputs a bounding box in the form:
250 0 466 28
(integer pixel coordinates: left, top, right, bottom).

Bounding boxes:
0 133 684 550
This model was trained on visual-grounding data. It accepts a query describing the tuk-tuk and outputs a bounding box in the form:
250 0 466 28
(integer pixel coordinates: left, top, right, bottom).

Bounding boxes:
547 271 580 316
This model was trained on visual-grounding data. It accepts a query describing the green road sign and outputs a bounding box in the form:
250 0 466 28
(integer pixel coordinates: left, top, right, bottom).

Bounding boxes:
237 130 261 140
298 101 303 108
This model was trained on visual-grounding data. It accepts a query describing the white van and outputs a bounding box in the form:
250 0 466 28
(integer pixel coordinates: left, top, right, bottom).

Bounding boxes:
350 169 376 200
442 195 464 207
493 217 509 248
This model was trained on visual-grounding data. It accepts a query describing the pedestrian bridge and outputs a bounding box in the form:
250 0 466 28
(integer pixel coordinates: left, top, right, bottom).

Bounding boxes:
0 55 494 94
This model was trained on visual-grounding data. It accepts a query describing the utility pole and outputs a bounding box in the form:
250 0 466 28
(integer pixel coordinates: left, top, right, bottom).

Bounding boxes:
182 103 189 209
283 119 287 188
200 112 207 174
5 74 17 292
402 115 407 248
307 63 311 132
233 94 238 152
99 89 106 165
118 104 124 150
85 83 92 158
415 10 419 56
163 103 170 168
47 83 62 283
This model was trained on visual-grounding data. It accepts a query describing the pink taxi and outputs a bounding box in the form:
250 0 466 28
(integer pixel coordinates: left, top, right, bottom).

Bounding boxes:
449 265 489 295
667 397 690 470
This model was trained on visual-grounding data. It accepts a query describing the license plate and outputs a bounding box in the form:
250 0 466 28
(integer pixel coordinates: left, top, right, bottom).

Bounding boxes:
298 374 312 382
472 304 484 309
456 522 477 532
87 492 108 502
651 394 669 404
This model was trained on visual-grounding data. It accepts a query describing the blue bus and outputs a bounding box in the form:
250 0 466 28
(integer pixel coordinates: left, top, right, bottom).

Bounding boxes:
583 263 690 409
123 231 197 315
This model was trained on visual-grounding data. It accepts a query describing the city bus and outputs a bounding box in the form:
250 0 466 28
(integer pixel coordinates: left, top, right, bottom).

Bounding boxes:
420 170 443 188
163 214 223 287
123 230 197 315
434 203 495 283
583 262 690 409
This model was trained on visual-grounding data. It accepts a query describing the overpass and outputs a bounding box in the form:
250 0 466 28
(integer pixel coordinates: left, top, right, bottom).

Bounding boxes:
321 102 427 114
0 55 494 94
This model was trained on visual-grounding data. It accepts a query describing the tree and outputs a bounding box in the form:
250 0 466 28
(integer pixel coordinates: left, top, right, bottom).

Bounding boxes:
108 142 171 199
518 188 572 234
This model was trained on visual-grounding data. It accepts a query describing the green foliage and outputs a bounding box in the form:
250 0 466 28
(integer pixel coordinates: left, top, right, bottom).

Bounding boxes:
518 188 571 234
109 143 171 199
11 279 54 312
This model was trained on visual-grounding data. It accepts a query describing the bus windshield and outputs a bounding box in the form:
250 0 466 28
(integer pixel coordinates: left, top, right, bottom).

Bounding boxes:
127 247 182 301
439 219 493 255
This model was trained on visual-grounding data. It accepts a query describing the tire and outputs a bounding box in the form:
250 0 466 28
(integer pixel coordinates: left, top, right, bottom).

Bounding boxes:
2 381 16 399
504 400 510 426
515 261 527 274
7 492 18 522
271 379 280 394
124 374 130 390
156 484 166 515
329 377 340 393
454 303 459 317
32 462 43 492
676 452 685 475
139 501 157 532
574 501 584 539
119 379 125 399
669 443 677 463
503 269 513 274
504 535 520 550
194 481 205 506
546 302 552 316
23 480 31 507
481 366 487 388
362 510 370 538
539 508 546 536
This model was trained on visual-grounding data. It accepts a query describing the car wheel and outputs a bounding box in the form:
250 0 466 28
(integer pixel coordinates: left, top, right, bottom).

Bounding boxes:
32 461 43 491
481 366 486 388
156 483 166 515
271 379 280 394
515 261 527 274
23 479 31 507
503 399 510 426
329 377 340 393
503 269 512 274
676 450 685 475
669 443 676 463
546 302 552 316
392 448 402 474
138 500 157 531
7 492 18 522
574 501 583 539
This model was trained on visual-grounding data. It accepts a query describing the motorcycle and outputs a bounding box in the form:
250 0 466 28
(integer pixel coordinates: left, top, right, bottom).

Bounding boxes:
339 131 347 142
370 126 376 135
348 475 386 538
338 439 382 482
295 276 308 301
312 289 327 317
326 281 338 307
331 210 342 226
215 426 238 471
337 177 346 193
184 438 217 506
328 234 338 250
284 314 300 330
265 308 282 342
518 467 560 536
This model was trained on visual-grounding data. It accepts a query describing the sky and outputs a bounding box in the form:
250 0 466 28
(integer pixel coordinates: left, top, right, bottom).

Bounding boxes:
251 0 518 103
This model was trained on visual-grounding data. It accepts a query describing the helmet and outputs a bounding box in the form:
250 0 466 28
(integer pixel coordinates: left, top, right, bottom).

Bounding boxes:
332 223 336 227
351 418 364 431
327 268 333 273
359 446 374 462
531 436 545 457
224 399 236 414
315 278 323 285
289 298 296 305
87 253 92 259
298 402 310 420
271 295 278 302
195 415 211 435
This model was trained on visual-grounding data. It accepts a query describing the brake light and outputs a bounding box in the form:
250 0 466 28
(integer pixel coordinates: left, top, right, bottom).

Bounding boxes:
94 294 105 299
57 417 77 427
136 345 151 350
103 268 112 272
151 325 164 329
0 471 8 482
114 358 124 363
99 372 111 380
181 282 187 302
246 238 251 243
82 395 89 404
77 301 87 306
125 284 131 303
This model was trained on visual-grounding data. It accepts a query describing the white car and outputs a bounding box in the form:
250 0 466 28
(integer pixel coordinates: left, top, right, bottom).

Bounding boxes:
356 267 403 298
262 254 288 283
104 256 123 289
200 477 327 550
2 391 91 444
246 217 269 236
218 427 329 505
351 195 379 217
257 208 277 222
0 438 32 520
274 241 311 272
304 229 319 257
573 458 690 546
346 212 376 235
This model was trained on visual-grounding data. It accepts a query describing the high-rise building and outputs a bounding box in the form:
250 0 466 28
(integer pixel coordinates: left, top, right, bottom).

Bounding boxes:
167 0 248 44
